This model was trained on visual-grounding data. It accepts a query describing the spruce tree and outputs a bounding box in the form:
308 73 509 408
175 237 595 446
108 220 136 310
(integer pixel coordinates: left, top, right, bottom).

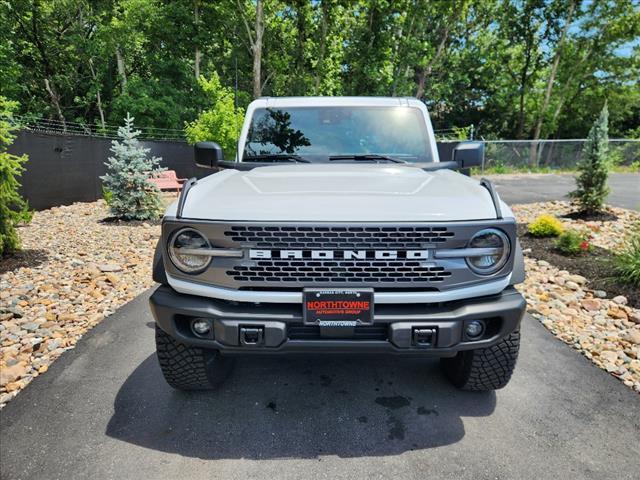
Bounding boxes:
0 96 32 256
569 105 610 214
101 114 165 220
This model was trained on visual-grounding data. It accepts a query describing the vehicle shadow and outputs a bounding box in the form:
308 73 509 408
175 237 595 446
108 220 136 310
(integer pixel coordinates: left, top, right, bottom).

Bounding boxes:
106 353 496 460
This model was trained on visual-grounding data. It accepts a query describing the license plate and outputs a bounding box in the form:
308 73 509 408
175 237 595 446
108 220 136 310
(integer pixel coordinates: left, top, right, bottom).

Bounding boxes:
303 289 374 325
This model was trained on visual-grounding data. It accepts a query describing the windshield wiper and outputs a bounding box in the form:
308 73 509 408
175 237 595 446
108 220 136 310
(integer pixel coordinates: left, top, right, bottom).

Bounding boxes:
244 153 310 163
329 154 407 164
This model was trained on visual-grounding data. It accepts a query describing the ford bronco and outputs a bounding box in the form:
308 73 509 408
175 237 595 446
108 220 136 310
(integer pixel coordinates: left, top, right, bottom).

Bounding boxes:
150 97 526 391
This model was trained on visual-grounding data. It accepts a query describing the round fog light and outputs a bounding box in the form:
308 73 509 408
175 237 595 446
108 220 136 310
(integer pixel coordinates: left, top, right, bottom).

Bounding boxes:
465 320 484 339
191 319 211 336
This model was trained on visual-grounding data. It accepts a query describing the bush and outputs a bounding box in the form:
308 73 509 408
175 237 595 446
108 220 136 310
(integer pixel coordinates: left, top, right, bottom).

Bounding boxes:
555 229 592 255
0 96 32 256
527 214 564 237
100 114 164 220
184 72 245 159
569 104 610 214
102 187 113 206
614 227 640 287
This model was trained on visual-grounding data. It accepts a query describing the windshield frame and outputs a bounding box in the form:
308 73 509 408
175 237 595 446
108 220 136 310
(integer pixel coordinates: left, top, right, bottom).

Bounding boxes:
237 103 439 164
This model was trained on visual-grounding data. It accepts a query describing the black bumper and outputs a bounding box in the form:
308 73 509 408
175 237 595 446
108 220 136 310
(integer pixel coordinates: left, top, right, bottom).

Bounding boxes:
149 285 526 356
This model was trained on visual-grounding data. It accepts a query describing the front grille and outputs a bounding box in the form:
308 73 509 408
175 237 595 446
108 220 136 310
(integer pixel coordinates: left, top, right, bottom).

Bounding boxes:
288 324 388 341
224 225 454 249
228 260 452 284
163 219 517 291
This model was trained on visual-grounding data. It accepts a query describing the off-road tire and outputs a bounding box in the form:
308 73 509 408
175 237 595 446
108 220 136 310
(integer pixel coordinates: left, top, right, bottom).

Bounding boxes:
441 329 520 391
155 325 233 390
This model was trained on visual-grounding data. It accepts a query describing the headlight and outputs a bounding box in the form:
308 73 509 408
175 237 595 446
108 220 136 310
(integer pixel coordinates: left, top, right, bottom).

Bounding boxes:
168 228 212 273
466 228 510 275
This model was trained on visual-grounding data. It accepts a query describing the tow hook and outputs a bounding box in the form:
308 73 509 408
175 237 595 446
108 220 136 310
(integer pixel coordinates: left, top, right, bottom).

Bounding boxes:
240 326 264 346
412 327 436 347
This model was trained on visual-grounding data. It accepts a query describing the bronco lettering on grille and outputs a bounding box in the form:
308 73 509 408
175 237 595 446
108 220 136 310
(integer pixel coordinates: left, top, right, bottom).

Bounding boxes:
249 249 433 260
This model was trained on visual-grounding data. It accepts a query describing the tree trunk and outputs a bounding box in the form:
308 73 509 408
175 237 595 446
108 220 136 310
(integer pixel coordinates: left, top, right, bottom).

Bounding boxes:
314 0 329 92
115 47 127 89
515 44 533 138
194 1 201 79
252 0 264 98
532 1 575 140
415 25 449 99
88 59 106 130
44 78 66 130
529 0 575 164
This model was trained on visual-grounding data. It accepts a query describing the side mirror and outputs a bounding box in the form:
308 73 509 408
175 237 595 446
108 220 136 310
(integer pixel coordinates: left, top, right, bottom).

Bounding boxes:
453 141 484 169
194 142 224 168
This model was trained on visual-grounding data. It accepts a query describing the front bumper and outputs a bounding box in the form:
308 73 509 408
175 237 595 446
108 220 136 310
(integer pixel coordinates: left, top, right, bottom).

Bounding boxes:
149 285 526 356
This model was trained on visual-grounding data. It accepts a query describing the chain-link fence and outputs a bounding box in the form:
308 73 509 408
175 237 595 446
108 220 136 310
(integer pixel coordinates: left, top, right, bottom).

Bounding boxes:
481 139 639 171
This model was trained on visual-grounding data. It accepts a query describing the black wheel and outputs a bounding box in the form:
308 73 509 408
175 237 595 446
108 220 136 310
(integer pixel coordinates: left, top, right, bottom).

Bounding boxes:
441 329 520 391
155 325 233 390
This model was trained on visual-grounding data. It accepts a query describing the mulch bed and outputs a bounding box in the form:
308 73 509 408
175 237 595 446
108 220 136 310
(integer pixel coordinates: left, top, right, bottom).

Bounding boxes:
562 210 619 222
0 249 49 275
517 224 639 308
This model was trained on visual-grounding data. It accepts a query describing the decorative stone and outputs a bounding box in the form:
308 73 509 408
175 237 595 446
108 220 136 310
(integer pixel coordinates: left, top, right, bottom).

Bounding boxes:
0 362 28 387
581 298 601 312
612 295 628 306
623 330 640 345
98 264 123 273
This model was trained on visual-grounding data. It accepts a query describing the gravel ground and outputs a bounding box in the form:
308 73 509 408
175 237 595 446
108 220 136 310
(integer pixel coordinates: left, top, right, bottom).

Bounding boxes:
0 201 159 406
511 201 640 392
1 199 638 408
510 201 639 251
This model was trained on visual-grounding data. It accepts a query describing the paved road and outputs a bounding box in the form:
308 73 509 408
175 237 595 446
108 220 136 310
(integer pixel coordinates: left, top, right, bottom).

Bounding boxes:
487 172 639 210
1 290 638 480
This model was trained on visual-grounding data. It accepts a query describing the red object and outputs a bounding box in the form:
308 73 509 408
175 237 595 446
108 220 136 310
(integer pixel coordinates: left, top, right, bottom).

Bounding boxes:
579 241 590 251
148 170 187 192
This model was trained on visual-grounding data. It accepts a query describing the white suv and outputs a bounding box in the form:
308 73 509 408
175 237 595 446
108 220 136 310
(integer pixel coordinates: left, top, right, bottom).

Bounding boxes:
150 97 526 391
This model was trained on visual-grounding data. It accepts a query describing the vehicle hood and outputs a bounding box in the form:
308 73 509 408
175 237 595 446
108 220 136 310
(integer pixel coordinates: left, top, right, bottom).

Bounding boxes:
169 164 501 222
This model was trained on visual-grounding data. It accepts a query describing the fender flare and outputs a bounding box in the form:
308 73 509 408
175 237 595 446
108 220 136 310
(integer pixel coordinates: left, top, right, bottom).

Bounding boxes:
152 239 168 285
509 239 526 285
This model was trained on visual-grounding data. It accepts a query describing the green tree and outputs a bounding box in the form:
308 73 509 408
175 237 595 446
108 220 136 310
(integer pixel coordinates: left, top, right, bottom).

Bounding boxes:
1 0 638 142
0 97 32 256
569 105 610 214
100 114 164 220
185 73 245 159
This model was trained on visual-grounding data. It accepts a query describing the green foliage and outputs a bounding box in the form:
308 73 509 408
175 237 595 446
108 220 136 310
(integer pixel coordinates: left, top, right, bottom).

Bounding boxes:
569 105 611 214
555 229 592 256
0 1 638 141
613 225 640 287
184 73 245 159
102 187 113 206
0 96 32 256
527 214 564 238
100 114 164 220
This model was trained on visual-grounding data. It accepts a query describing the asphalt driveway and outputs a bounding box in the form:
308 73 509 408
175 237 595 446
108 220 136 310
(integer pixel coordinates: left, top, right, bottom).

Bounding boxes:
487 172 639 210
1 290 638 480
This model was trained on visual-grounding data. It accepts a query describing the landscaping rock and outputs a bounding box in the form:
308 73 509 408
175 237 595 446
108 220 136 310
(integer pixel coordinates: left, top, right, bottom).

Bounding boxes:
517 254 640 394
98 264 123 273
622 330 640 345
0 362 28 387
581 298 601 312
0 200 159 408
567 274 587 285
612 295 628 306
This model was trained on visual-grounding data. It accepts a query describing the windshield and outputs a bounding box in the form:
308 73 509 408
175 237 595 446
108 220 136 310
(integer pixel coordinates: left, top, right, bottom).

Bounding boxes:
242 106 432 162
